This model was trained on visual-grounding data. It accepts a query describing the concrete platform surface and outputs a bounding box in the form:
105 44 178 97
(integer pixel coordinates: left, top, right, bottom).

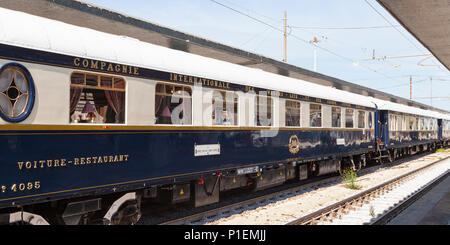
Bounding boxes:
388 172 450 225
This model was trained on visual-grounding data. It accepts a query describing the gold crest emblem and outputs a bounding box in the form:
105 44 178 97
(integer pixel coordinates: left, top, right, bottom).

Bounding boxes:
288 135 300 154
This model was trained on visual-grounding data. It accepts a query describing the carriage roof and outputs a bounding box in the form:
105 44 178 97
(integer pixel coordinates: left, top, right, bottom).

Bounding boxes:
0 7 448 120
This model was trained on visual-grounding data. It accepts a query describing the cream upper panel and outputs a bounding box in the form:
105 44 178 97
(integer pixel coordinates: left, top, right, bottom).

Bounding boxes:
125 77 155 126
0 59 68 125
0 7 376 110
2 7 448 122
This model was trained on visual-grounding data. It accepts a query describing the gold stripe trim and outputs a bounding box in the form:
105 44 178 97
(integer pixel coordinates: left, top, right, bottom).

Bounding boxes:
0 124 375 132
0 160 277 203
0 124 374 131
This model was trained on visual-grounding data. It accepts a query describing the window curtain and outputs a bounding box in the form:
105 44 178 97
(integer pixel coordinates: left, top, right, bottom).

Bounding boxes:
155 84 164 116
104 81 125 123
70 87 83 115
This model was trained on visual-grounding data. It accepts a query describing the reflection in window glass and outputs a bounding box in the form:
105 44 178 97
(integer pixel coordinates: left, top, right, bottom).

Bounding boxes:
70 72 125 124
424 118 429 130
100 76 112 89
310 103 322 127
420 118 425 131
212 90 238 126
409 116 415 130
332 107 341 128
255 95 272 126
397 115 402 131
85 74 98 87
368 112 373 129
345 109 354 128
285 100 300 127
358 110 365 128
155 83 192 125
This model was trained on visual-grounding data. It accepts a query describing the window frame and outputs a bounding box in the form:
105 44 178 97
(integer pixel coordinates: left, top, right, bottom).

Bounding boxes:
309 103 322 128
345 108 354 128
285 99 301 127
254 94 274 127
211 88 239 127
70 71 127 125
154 81 193 126
331 106 341 128
70 72 126 92
357 110 365 129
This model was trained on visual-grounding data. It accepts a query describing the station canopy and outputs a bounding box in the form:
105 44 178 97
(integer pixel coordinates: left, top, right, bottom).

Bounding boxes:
377 0 450 71
1 0 448 113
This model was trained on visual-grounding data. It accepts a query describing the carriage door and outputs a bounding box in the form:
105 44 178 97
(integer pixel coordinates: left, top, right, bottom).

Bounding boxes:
438 119 443 140
378 110 389 149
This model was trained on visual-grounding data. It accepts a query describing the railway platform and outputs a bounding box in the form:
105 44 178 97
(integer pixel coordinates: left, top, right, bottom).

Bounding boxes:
388 163 450 225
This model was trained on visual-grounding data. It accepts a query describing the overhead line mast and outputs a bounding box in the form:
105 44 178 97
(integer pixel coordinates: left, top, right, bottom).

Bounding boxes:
283 11 287 62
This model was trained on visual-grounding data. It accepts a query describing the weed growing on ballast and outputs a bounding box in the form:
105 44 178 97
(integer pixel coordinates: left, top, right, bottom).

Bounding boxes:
341 167 361 190
369 205 376 217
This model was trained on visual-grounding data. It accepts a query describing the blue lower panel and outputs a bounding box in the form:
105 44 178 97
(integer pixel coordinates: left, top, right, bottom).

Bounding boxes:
0 129 373 207
389 131 438 148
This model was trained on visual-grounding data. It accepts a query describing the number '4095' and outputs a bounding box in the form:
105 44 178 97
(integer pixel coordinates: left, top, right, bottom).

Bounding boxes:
1 181 40 193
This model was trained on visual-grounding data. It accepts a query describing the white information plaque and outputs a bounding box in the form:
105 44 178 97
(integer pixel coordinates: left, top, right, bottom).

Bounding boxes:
194 144 221 156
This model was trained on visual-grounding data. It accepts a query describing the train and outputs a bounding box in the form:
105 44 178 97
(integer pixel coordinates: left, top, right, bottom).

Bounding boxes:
0 7 449 225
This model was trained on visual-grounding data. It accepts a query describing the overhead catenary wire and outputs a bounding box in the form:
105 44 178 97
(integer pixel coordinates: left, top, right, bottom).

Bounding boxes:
364 0 450 73
352 74 450 81
208 0 406 85
219 0 282 25
376 78 428 90
376 77 450 90
364 0 427 55
289 25 400 30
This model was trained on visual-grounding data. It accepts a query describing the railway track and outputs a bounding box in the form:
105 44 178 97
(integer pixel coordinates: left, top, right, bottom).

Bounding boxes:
154 150 447 225
157 175 342 225
287 153 450 225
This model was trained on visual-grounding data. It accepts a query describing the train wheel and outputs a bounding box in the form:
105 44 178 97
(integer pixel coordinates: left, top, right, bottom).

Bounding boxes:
104 192 141 225
352 156 362 172
376 149 383 165
387 150 394 163
7 211 49 225
110 200 140 225
338 160 344 175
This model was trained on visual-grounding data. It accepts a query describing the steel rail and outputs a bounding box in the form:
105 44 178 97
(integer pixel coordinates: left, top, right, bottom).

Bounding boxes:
158 175 342 225
157 151 442 225
370 170 450 225
286 154 450 225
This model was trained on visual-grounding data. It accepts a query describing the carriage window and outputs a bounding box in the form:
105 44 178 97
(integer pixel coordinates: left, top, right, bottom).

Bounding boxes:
155 83 192 125
285 100 300 127
70 72 126 124
255 95 273 126
212 90 238 126
332 107 341 128
405 116 408 130
357 110 365 129
419 118 425 131
345 109 354 128
390 115 396 131
409 116 415 130
397 115 402 131
310 103 322 127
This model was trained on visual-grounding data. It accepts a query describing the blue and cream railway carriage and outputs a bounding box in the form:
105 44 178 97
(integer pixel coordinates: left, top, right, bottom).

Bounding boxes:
0 8 448 224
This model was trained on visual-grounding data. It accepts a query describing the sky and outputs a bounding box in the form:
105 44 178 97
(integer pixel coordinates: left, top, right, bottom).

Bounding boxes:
82 0 450 112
